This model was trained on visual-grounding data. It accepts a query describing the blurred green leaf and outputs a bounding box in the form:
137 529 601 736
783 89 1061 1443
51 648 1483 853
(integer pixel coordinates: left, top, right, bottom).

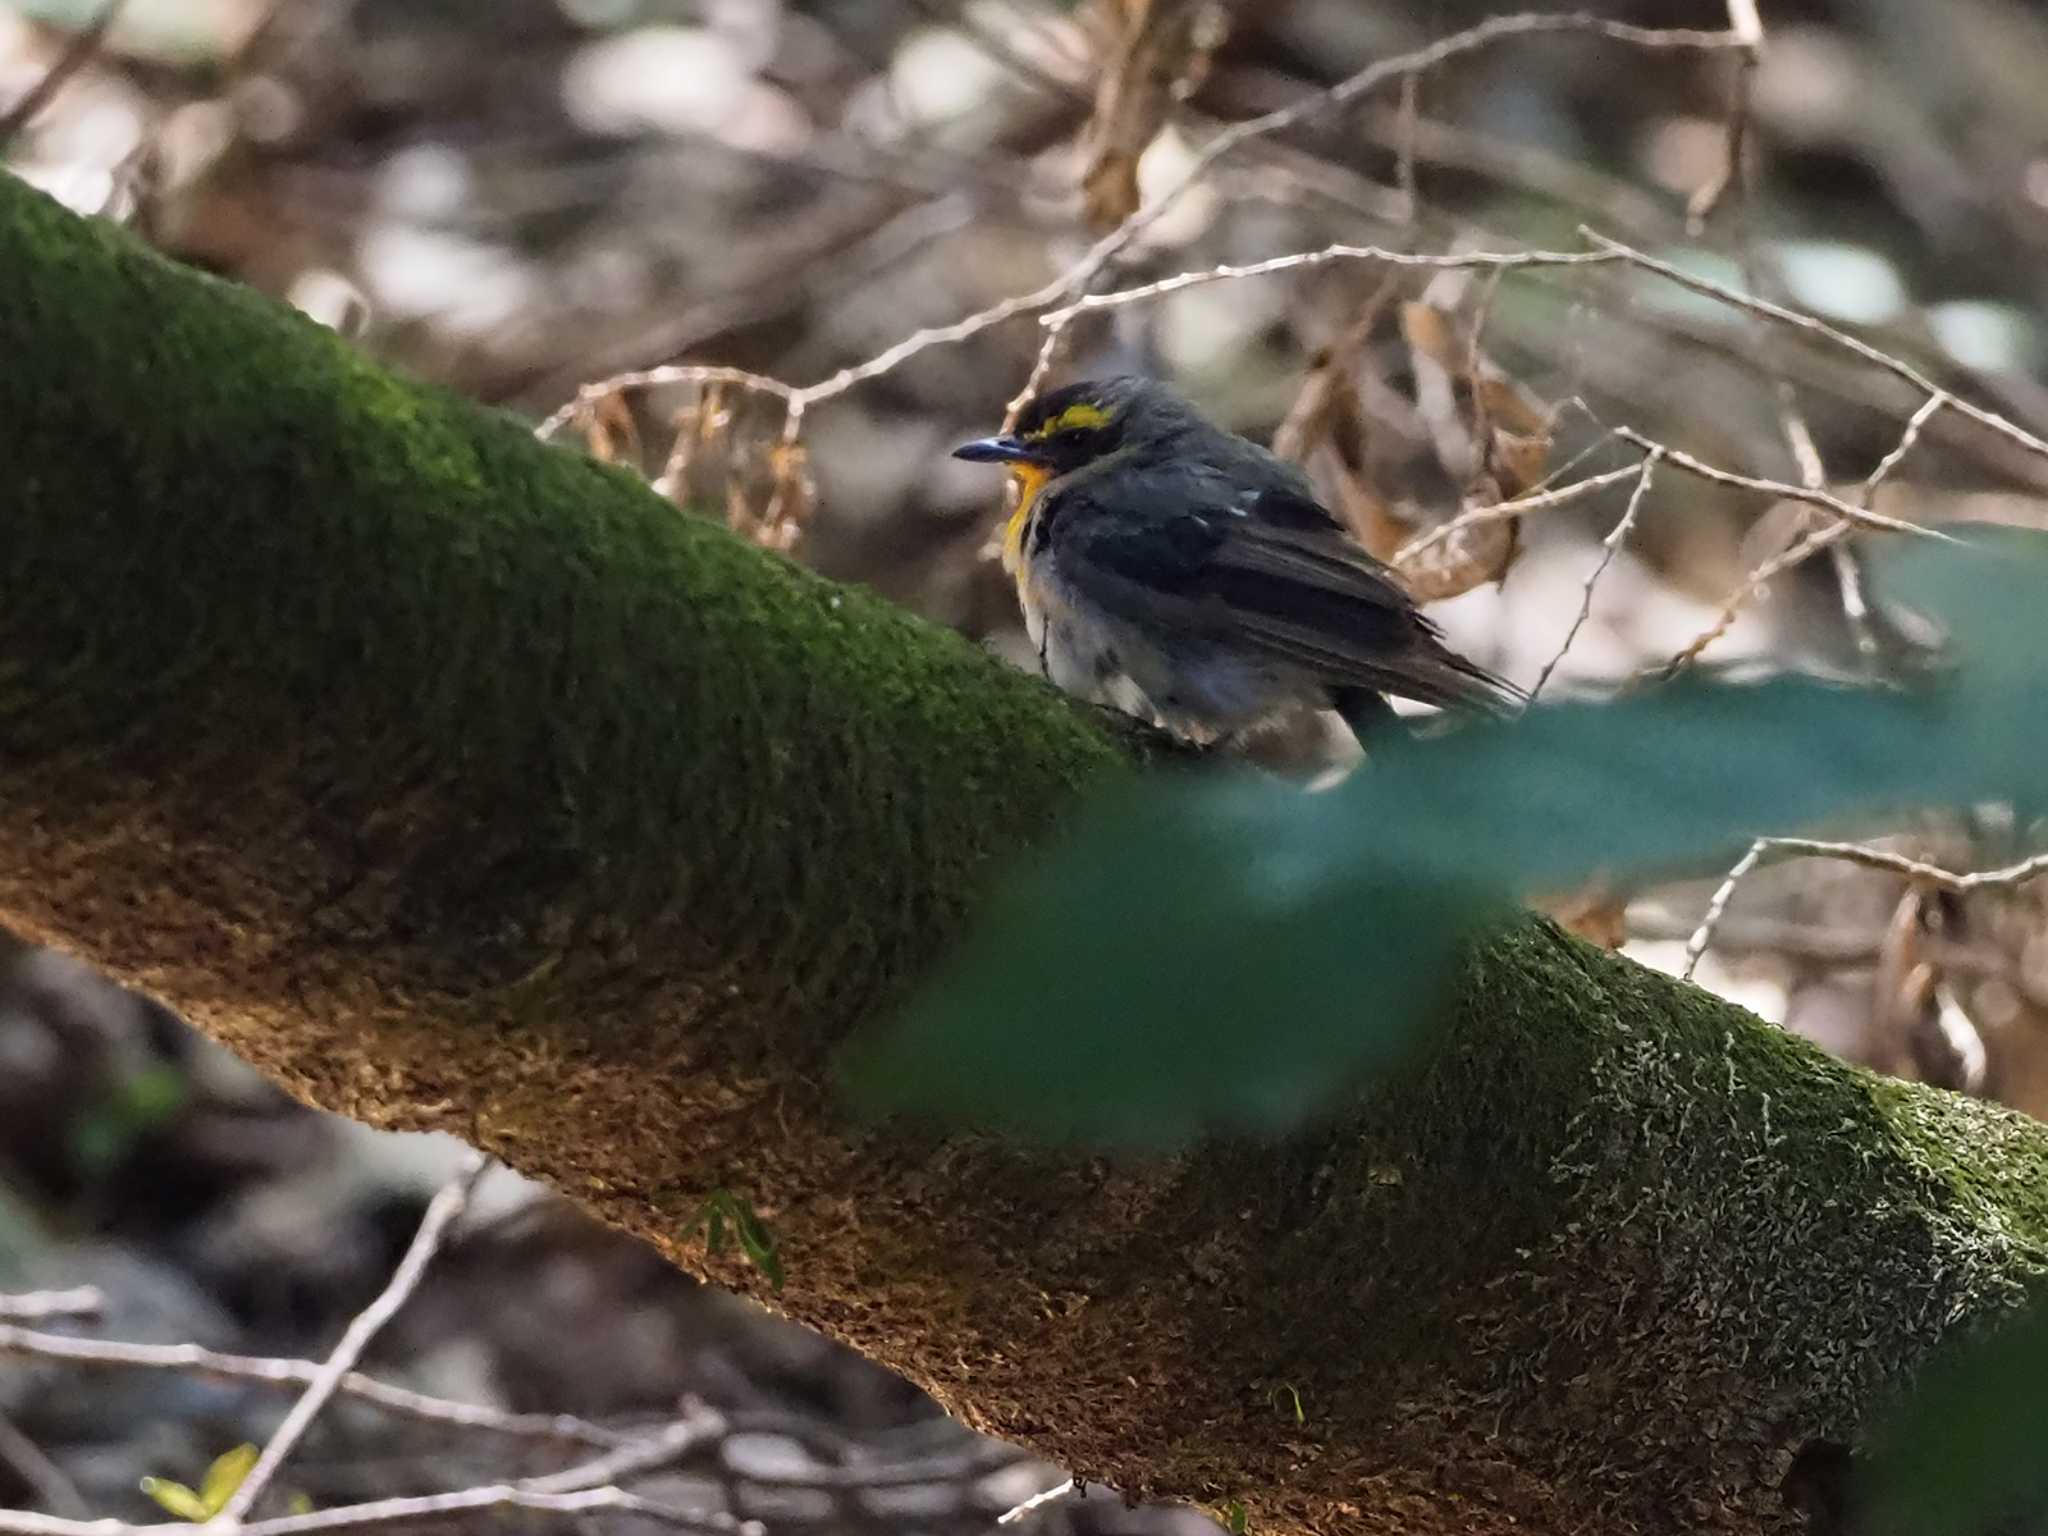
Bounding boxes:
730 1199 785 1292
690 1189 783 1291
139 1478 207 1522
70 1064 187 1180
141 1444 258 1523
844 528 2048 1145
1861 1299 2048 1535
197 1444 258 1517
1271 1384 1305 1424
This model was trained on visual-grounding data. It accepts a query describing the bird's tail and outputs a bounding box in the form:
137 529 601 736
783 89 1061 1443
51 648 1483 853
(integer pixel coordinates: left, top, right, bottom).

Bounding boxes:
1414 644 1527 719
1331 648 1525 746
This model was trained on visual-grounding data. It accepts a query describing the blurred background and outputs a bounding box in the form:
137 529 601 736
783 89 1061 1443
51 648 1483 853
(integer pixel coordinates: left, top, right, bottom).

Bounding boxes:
7 0 2048 1528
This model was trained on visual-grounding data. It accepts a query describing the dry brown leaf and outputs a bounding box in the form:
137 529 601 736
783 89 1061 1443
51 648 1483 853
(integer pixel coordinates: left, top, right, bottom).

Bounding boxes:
1400 300 1481 488
1534 880 1629 950
1276 308 1417 565
1318 452 1411 563
1876 887 1990 1094
581 389 641 467
1473 369 1549 440
1398 518 1519 604
1279 286 1551 602
1390 294 1558 596
1079 0 1220 232
1473 370 1553 499
1488 427 1551 499
756 438 816 552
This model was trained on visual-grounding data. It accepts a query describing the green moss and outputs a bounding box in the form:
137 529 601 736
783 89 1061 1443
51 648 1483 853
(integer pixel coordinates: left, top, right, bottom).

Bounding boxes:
1152 924 2048 1515
1870 1081 2048 1248
0 172 1126 1038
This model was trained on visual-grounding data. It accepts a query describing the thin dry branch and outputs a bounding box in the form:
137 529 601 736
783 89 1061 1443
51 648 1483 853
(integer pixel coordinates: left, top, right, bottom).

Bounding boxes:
1581 230 2048 463
1528 450 1660 702
997 1477 1075 1526
1740 841 2048 895
0 1415 87 1521
541 14 1747 438
1609 428 1946 543
0 1291 103 1323
1684 839 1769 981
1685 0 1764 230
516 1414 724 1495
216 1154 490 1522
0 0 127 150
1394 459 1639 566
0 1325 627 1450
1037 243 1620 328
534 366 799 444
1684 838 2048 979
0 1486 756 1536
1005 319 1073 432
1657 392 1950 677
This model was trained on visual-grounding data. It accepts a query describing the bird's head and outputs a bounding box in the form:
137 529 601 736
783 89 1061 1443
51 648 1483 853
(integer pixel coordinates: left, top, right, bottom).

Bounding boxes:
953 377 1193 487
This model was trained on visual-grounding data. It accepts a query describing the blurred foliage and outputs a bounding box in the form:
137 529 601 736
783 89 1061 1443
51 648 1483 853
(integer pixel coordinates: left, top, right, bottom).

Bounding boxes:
691 1187 784 1291
68 1064 186 1183
139 1443 258 1524
1862 1298 2048 1536
848 526 2046 1144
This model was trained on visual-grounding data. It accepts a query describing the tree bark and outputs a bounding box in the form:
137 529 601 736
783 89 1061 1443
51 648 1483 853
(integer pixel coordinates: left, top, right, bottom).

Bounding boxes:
4 172 2045 1535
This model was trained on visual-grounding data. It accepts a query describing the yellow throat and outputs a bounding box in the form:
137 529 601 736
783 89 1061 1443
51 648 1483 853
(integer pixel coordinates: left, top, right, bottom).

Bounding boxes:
1001 463 1052 576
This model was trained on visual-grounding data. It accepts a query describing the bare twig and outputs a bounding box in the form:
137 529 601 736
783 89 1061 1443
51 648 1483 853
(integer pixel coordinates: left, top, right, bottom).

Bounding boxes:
0 0 127 151
0 1415 88 1520
1682 837 2048 981
1737 840 2048 895
243 1486 753 1536
517 1413 724 1495
0 1486 758 1536
0 1290 102 1323
1394 459 1639 566
535 367 798 444
1684 839 1768 981
0 1326 626 1450
1394 73 1421 222
1528 451 1660 702
1005 317 1073 432
1723 0 1766 45
1656 392 1950 677
1685 0 1763 231
1610 428 1946 543
1039 243 1620 328
1582 230 2048 464
214 1154 490 1522
997 1477 1075 1526
543 16 1746 438
1628 910 2029 989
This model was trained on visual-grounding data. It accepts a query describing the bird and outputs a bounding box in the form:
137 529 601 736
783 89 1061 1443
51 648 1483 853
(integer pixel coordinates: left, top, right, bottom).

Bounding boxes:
953 374 1525 746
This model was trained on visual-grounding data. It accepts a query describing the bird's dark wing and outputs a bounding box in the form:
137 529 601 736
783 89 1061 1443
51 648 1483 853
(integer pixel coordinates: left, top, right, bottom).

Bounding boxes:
1047 474 1523 715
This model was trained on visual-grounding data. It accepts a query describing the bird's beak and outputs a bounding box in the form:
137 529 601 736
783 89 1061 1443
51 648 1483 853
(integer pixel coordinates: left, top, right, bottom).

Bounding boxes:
952 434 1046 465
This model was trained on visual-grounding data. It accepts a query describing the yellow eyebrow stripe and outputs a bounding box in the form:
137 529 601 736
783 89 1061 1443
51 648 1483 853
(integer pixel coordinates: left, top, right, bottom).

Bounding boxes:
1026 401 1112 439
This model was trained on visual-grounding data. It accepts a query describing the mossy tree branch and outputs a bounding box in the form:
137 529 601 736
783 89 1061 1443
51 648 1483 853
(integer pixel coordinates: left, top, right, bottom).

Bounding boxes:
3 173 2045 1535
